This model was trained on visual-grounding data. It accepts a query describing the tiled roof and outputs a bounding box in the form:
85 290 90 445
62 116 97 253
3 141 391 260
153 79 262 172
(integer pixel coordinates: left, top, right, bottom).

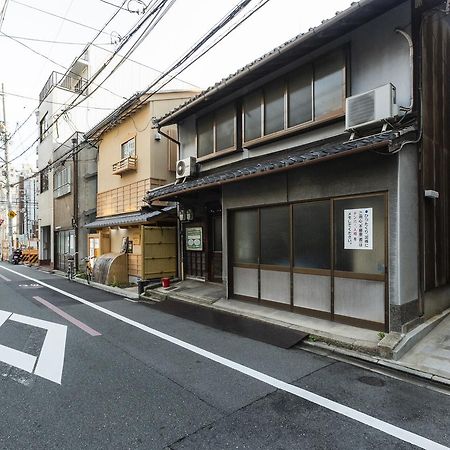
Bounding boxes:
84 206 176 229
157 0 405 126
144 127 416 202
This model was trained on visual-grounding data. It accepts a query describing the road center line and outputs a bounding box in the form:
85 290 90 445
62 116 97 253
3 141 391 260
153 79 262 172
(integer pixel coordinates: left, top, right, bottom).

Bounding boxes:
33 296 101 337
0 265 447 450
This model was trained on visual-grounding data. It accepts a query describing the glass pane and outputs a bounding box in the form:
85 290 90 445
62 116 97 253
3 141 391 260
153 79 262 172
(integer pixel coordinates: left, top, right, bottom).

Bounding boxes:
244 91 262 142
121 138 135 158
260 206 289 266
288 66 313 127
314 50 345 119
293 201 330 269
233 210 258 264
334 195 385 274
197 115 214 157
264 80 285 135
216 105 235 151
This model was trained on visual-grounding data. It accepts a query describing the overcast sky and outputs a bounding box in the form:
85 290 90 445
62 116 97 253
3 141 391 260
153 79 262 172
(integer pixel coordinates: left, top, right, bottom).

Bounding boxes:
0 0 354 168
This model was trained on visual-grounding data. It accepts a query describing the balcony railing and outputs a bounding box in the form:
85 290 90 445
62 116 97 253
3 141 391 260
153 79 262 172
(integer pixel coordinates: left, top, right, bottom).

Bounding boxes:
112 156 137 175
39 71 88 104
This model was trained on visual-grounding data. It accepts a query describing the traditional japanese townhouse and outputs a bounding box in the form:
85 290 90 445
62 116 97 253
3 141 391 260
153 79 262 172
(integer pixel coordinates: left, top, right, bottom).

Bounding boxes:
146 0 450 334
84 90 198 284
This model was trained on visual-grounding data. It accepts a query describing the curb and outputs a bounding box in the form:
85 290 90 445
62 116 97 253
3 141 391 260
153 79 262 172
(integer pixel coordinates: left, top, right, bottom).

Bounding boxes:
391 307 450 360
142 288 380 355
36 267 140 300
71 277 140 299
302 340 450 387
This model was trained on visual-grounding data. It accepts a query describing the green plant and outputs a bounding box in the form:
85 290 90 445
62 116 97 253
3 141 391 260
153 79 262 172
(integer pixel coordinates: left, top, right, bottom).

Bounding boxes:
377 331 386 340
307 335 318 342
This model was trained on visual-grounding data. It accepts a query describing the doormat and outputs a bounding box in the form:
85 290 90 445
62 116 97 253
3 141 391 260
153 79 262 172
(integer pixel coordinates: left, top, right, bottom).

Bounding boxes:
150 299 308 349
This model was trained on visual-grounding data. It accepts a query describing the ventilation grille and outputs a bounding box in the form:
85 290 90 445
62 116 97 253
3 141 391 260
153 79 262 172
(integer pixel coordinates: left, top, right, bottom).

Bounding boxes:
347 91 375 128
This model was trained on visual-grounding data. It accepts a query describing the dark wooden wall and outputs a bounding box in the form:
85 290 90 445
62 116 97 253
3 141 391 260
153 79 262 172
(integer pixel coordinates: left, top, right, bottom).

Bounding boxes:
421 9 450 290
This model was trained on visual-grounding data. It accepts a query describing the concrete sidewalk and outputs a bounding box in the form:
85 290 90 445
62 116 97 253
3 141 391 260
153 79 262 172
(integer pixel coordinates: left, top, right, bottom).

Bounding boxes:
397 314 450 382
142 279 450 387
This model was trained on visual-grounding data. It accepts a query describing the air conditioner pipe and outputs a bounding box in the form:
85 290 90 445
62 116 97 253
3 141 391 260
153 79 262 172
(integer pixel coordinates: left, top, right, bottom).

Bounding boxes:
395 28 414 111
156 126 180 146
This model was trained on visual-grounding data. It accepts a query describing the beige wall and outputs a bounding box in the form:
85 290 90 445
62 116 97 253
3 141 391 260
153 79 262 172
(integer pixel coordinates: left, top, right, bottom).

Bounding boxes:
97 91 198 196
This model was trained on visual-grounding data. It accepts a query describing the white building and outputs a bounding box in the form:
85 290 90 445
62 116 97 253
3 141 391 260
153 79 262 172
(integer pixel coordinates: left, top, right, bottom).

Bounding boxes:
36 45 164 266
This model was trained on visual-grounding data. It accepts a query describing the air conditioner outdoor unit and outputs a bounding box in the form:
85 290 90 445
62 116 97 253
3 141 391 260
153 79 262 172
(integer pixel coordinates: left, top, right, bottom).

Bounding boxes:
345 83 399 131
176 156 196 179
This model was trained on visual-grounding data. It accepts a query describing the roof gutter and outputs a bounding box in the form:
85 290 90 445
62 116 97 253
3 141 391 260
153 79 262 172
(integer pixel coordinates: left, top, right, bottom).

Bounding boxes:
148 139 391 202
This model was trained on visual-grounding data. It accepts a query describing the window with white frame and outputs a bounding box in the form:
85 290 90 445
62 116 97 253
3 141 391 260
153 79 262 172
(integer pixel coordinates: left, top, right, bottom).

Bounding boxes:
121 137 136 159
53 166 72 198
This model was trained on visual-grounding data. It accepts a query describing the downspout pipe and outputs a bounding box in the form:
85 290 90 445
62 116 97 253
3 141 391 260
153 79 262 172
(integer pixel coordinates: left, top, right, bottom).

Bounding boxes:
395 28 414 111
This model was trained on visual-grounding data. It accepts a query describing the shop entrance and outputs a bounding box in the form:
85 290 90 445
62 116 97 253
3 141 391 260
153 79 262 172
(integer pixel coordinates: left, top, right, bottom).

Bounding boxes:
54 229 75 272
230 193 387 331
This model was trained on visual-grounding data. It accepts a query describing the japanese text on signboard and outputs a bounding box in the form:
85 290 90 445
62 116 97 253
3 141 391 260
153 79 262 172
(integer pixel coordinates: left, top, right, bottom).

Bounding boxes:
344 208 373 250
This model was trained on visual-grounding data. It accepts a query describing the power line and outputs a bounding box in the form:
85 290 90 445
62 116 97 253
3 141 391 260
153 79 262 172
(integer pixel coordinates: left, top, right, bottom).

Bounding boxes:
0 0 10 31
3 90 117 110
10 0 111 37
0 34 113 45
98 0 129 11
0 0 133 144
55 0 176 114
0 31 70 70
92 43 202 89
121 0 266 125
0 0 161 167
4 0 269 174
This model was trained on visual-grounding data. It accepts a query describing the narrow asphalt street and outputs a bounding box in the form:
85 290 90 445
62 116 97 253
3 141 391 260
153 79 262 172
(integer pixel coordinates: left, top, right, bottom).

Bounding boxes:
0 262 449 450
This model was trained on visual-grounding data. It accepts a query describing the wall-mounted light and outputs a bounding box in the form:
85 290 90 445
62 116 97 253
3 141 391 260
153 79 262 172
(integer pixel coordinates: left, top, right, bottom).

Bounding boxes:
178 208 194 222
185 208 194 221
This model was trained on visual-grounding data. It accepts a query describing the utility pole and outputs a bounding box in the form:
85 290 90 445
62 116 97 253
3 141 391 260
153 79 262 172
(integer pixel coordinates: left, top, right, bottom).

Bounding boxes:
71 135 79 271
18 175 24 237
1 83 13 261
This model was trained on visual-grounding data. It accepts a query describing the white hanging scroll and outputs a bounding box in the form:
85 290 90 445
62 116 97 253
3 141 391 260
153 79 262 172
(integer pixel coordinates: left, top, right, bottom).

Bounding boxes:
344 208 373 250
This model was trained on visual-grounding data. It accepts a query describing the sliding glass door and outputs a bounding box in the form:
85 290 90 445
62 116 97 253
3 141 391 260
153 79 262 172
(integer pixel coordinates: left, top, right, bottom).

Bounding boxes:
230 192 387 330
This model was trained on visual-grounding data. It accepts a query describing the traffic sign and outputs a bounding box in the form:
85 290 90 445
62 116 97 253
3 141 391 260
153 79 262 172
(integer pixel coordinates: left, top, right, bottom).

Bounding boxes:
7 210 16 219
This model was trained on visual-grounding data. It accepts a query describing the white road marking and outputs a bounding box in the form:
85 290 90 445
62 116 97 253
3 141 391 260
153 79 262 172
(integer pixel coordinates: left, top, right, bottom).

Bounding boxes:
0 309 11 327
0 306 67 384
0 344 37 372
0 265 448 450
0 273 11 282
9 313 67 384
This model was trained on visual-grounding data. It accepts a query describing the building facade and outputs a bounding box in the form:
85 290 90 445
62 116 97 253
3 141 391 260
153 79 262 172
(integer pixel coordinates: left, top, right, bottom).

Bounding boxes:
147 0 450 333
85 90 198 284
36 46 163 267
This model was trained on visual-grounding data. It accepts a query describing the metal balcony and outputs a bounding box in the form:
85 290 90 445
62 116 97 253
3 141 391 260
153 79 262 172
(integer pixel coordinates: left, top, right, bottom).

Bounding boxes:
39 71 88 104
112 156 137 175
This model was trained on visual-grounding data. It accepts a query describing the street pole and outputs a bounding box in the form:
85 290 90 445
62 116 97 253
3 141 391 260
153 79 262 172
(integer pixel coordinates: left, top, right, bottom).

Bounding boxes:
72 135 79 271
1 83 14 260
